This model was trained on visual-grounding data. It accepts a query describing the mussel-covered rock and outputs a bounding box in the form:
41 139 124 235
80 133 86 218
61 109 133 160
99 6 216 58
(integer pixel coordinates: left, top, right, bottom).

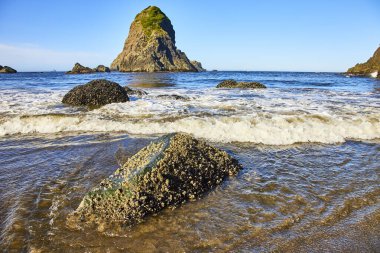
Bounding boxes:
67 133 241 227
216 79 266 89
156 94 189 101
62 79 129 107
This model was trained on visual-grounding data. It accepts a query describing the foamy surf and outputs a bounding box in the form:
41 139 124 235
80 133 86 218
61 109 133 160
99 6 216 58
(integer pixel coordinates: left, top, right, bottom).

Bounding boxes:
0 113 379 145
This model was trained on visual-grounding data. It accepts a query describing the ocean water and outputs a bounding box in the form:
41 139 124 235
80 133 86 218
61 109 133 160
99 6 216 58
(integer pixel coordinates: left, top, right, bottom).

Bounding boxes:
0 71 379 252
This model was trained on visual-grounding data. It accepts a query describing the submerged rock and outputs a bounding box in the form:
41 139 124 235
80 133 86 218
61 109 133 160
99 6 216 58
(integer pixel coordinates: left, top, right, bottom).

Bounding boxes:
156 94 189 101
62 79 129 107
0 65 17 73
191 61 206 72
216 79 266 89
111 6 199 72
124 86 148 97
67 133 241 227
347 46 380 77
66 63 95 74
94 65 111 73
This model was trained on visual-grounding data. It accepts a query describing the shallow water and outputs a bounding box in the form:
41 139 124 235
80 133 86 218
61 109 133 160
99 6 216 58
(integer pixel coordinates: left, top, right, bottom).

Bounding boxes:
0 133 379 252
0 71 379 252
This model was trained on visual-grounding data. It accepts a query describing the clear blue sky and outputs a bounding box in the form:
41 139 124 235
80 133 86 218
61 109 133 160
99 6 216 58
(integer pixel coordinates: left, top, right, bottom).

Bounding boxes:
0 0 379 72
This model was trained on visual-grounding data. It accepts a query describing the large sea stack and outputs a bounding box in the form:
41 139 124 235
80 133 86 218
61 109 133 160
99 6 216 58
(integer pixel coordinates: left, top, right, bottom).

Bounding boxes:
67 133 241 228
111 6 201 72
347 46 380 78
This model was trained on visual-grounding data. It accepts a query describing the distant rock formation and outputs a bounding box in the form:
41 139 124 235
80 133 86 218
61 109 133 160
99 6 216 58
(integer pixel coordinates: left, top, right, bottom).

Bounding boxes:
94 65 110 73
0 65 17 73
67 133 241 227
111 6 203 72
62 79 128 107
347 46 380 77
216 80 267 89
191 61 206 72
66 63 95 74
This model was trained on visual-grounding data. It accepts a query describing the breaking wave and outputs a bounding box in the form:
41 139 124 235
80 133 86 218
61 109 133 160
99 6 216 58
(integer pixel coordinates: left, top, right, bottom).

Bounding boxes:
0 113 379 145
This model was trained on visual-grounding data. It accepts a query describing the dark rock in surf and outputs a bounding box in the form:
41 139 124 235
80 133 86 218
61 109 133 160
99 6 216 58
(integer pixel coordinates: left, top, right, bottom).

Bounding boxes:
62 79 129 107
216 79 266 89
94 65 111 73
0 65 17 73
124 86 148 97
66 63 95 74
67 133 241 227
156 94 189 101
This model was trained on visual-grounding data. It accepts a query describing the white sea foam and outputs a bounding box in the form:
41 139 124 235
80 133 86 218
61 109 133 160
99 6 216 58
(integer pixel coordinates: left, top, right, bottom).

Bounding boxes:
0 113 379 145
0 85 379 145
370 71 378 78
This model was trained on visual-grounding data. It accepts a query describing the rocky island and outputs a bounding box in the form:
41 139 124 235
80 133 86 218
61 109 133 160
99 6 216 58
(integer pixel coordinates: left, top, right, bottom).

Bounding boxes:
0 65 17 73
66 63 111 74
111 6 203 72
347 46 380 78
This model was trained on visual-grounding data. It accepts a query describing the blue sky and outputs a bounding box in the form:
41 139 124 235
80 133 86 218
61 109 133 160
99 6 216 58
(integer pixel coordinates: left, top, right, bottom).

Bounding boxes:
0 0 379 72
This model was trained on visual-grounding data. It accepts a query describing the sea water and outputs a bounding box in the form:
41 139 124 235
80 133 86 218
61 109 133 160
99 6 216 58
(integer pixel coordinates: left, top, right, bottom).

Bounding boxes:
0 71 379 252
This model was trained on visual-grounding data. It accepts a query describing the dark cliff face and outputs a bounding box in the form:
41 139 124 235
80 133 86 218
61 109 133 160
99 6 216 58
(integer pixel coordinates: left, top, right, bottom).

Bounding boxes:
347 46 380 76
111 6 199 72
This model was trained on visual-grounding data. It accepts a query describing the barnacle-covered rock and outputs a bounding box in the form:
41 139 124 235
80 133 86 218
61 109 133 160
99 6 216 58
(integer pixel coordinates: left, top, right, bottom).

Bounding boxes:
67 133 241 227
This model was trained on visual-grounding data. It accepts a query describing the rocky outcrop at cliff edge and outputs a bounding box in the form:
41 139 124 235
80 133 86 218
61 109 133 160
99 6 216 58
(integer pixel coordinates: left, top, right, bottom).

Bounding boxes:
67 133 241 228
66 63 95 74
0 65 17 73
62 79 128 107
111 6 203 72
191 61 206 72
217 80 267 89
347 46 380 77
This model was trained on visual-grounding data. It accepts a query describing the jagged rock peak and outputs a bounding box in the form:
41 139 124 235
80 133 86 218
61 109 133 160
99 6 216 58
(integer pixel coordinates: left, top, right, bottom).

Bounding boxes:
111 6 202 72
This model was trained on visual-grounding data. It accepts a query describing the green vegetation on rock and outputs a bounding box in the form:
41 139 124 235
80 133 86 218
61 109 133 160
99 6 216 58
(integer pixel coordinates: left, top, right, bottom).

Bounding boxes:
135 6 173 38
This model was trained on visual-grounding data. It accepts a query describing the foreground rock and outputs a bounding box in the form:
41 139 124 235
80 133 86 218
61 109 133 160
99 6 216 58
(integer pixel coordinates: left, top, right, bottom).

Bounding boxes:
191 61 206 72
62 79 129 107
94 65 111 73
67 133 241 227
66 63 95 74
0 65 17 73
124 86 148 97
347 46 380 77
216 80 267 89
111 6 202 72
